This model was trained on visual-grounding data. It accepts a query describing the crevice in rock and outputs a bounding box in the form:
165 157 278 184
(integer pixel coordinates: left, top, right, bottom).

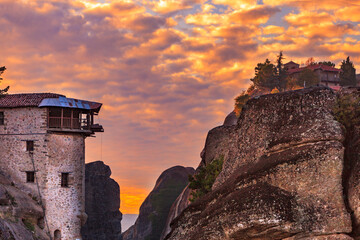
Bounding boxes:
341 124 357 237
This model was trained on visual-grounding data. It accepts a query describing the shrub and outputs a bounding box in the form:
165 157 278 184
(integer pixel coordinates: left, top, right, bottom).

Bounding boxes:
22 218 35 232
188 156 224 202
333 94 360 131
234 92 249 117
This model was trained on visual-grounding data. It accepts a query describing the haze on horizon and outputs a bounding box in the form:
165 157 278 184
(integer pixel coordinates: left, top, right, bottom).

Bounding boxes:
0 0 359 214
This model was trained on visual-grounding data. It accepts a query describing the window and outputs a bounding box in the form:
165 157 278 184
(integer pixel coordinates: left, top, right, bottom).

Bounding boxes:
26 171 35 183
26 141 34 152
54 230 61 240
61 173 69 187
0 112 4 125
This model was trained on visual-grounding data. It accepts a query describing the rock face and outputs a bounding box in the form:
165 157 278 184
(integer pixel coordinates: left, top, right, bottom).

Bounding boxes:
166 87 358 240
0 171 48 240
122 166 194 240
161 113 238 239
81 161 122 240
340 87 360 238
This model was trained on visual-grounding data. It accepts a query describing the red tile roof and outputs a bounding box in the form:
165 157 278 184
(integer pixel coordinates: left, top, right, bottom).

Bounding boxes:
287 64 341 74
0 93 64 108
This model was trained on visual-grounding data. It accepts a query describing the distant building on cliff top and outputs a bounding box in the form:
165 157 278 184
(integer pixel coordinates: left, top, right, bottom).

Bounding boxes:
0 93 104 240
284 61 342 88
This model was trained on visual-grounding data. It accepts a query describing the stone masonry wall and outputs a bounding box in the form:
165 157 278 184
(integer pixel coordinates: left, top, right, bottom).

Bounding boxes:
0 107 86 240
45 133 86 239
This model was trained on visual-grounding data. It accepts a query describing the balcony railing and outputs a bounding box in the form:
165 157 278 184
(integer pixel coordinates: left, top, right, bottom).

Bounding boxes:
48 117 83 129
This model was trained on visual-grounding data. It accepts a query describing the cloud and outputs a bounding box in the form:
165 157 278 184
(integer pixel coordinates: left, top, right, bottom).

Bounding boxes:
146 0 206 15
264 0 360 11
336 6 360 22
284 11 333 27
229 6 280 25
1 0 360 214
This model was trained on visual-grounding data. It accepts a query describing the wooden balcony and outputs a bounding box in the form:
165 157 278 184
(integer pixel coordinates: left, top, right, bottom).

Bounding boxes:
47 108 103 135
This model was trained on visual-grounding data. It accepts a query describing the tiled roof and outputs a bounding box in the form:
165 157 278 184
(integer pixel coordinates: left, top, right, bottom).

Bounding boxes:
0 93 64 108
288 64 341 74
284 61 298 65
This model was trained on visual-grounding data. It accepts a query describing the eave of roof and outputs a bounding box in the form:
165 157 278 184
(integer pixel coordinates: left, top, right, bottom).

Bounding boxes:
0 93 102 112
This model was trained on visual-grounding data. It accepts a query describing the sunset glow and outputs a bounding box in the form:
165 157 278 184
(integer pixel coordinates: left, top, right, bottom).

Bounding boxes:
0 0 359 214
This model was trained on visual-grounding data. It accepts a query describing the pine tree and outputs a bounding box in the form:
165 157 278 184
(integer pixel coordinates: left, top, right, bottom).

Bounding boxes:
340 57 356 87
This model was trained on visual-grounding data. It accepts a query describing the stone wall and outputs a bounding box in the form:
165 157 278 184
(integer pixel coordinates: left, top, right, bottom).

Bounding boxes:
0 106 87 239
45 133 86 239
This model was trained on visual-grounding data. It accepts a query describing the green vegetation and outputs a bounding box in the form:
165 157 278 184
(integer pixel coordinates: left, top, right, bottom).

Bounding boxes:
22 218 35 232
145 179 188 240
188 156 224 202
340 56 356 87
251 58 278 90
234 91 250 116
296 68 320 88
318 61 335 67
250 51 288 91
333 94 360 130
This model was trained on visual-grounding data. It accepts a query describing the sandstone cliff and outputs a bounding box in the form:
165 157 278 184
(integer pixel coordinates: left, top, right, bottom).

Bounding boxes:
165 87 360 240
81 161 122 240
122 166 194 240
0 171 48 240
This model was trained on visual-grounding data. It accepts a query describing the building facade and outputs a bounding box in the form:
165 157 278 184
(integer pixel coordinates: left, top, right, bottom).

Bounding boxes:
0 93 103 240
285 61 342 87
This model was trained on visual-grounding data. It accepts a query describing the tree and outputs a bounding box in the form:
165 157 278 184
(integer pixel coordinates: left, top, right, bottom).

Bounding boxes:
318 61 335 67
340 56 356 87
305 57 315 66
188 156 223 202
296 68 320 87
0 66 8 95
276 51 287 91
286 76 302 90
250 59 277 89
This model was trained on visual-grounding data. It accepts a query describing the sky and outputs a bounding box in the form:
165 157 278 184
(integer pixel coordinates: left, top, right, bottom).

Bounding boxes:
0 0 360 214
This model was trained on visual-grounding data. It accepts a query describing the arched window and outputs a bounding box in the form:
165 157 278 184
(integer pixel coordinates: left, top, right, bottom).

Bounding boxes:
54 230 61 240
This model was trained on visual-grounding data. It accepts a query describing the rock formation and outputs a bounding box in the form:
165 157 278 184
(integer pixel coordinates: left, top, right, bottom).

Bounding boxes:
165 87 360 240
161 111 238 239
0 171 48 240
122 166 194 240
81 161 122 240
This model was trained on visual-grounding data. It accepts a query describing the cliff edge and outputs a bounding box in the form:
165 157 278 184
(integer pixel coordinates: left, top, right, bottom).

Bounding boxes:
166 87 360 240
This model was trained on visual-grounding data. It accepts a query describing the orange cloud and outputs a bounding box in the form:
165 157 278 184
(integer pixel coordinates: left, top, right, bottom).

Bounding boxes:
264 0 360 11
146 0 206 15
284 11 333 27
229 6 280 25
262 25 285 35
211 0 257 8
337 6 360 22
2 0 360 216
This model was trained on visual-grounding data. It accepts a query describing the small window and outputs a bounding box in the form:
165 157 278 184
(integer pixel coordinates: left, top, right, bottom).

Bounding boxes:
26 171 35 183
0 112 4 125
26 141 34 152
54 229 61 240
61 173 69 187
